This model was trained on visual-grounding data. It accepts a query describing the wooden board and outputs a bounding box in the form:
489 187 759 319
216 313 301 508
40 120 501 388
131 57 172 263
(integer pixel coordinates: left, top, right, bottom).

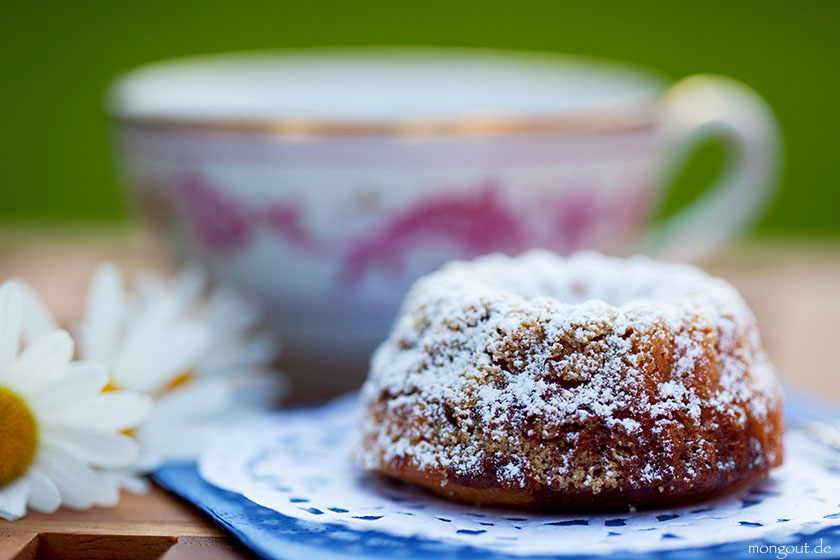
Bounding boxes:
0 487 248 559
0 227 838 559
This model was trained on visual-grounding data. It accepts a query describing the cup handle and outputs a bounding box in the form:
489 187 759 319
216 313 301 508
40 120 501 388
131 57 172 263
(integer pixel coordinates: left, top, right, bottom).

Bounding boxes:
643 74 782 260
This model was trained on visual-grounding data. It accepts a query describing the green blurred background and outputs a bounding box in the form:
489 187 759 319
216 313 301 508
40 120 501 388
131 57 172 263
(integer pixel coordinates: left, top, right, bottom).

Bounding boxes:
1 0 838 236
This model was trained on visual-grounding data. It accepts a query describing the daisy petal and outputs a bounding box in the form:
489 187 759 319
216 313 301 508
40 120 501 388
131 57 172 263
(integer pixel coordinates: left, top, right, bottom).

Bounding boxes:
42 429 138 469
116 320 209 393
136 381 231 463
133 271 166 300
111 294 185 388
25 467 61 514
31 361 108 412
43 391 152 432
153 380 231 417
10 330 73 397
120 474 151 494
138 420 219 462
171 265 206 311
101 470 151 495
199 334 277 377
15 279 58 342
207 285 260 338
0 477 30 521
0 281 23 379
80 263 125 363
229 373 287 412
36 443 118 510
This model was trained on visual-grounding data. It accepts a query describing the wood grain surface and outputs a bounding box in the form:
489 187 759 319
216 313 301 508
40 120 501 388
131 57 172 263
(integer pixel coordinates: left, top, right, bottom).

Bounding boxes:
0 226 838 560
0 487 247 559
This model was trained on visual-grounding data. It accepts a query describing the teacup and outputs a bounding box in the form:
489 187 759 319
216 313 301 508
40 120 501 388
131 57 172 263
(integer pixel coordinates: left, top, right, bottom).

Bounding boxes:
109 48 780 398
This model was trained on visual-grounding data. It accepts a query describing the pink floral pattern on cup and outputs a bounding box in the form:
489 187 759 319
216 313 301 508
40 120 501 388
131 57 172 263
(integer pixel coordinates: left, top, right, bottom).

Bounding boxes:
338 181 525 285
263 201 323 254
168 170 652 289
174 173 254 252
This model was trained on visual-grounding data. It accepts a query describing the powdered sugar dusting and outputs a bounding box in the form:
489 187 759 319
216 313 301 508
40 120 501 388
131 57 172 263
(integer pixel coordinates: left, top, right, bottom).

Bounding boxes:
353 250 783 500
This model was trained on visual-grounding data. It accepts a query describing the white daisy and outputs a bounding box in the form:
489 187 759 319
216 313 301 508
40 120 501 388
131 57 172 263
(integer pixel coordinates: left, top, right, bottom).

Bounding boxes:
74 264 285 490
0 280 152 520
134 265 286 414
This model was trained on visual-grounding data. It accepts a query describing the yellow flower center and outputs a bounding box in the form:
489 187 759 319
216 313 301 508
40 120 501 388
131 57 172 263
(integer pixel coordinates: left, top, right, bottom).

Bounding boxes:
0 387 38 486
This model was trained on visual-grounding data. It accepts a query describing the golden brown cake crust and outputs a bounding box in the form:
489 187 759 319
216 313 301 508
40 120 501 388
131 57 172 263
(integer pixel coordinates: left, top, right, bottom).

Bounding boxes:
353 251 784 510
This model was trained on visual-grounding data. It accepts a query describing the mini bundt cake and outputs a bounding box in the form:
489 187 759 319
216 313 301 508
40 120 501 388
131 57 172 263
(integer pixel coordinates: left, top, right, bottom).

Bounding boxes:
353 251 784 509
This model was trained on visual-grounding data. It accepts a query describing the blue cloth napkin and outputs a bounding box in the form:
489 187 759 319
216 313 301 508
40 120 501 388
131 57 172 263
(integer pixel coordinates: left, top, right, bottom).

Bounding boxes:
153 388 840 560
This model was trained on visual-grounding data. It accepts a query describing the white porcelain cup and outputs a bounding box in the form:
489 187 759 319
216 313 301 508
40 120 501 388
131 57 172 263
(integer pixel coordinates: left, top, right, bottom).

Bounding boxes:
109 48 781 397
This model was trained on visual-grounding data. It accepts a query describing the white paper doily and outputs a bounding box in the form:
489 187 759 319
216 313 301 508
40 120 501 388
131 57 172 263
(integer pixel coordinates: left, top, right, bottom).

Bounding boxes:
199 395 840 557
